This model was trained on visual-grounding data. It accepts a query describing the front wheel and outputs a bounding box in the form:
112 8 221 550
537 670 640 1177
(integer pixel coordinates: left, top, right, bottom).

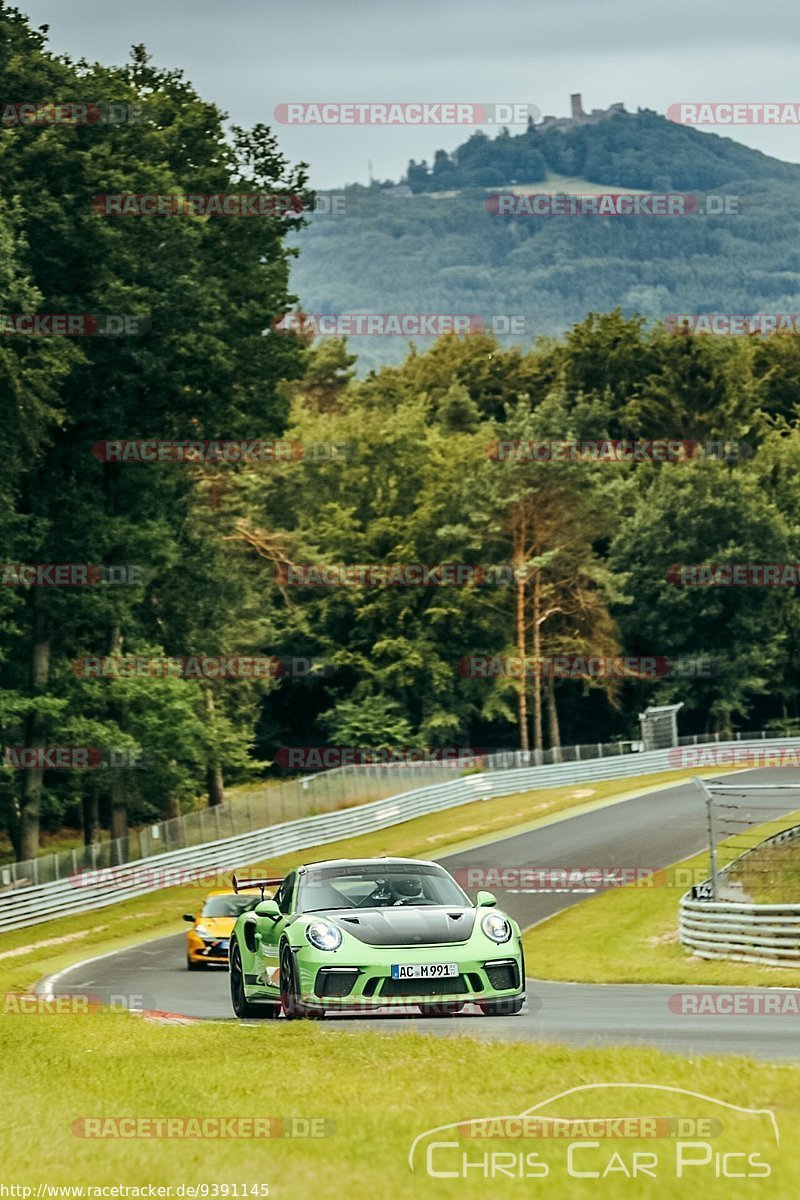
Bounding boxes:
280 947 322 1020
230 942 279 1019
478 995 525 1016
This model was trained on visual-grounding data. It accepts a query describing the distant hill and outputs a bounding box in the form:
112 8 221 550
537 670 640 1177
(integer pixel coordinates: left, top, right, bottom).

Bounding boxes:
403 107 800 193
288 108 800 373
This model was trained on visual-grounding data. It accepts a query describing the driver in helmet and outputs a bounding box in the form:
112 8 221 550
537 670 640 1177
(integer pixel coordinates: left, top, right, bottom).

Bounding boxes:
391 876 424 905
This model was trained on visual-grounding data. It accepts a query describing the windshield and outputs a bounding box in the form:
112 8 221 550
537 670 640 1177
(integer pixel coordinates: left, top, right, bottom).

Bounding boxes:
297 864 470 912
200 894 260 918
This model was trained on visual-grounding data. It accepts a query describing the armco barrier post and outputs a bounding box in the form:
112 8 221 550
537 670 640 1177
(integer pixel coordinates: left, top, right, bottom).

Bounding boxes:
694 774 719 901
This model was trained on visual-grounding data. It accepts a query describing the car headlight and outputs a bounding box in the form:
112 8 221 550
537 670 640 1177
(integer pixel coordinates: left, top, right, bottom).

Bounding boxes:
194 926 214 939
481 911 511 944
305 919 343 951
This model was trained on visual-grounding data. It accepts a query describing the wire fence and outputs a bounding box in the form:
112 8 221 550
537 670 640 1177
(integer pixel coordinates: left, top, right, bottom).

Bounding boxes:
697 777 800 904
0 727 779 892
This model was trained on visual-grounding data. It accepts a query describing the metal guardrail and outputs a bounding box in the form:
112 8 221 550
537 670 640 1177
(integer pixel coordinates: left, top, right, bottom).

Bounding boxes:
680 819 800 967
0 727 779 888
2 735 797 933
680 898 800 967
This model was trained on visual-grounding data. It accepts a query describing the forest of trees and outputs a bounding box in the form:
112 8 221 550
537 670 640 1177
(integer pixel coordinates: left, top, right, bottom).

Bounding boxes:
4 7 800 862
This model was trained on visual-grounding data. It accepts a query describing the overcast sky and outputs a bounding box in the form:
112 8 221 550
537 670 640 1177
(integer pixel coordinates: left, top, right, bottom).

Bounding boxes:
14 0 800 188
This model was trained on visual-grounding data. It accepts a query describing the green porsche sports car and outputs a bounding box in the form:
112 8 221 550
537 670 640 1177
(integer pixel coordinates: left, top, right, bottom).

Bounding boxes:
228 857 525 1020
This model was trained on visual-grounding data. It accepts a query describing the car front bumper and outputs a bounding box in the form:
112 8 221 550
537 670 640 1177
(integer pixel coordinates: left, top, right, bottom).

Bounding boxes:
297 954 523 1010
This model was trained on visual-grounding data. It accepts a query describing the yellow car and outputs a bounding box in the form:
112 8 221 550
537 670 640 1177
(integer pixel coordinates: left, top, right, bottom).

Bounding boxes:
183 889 262 970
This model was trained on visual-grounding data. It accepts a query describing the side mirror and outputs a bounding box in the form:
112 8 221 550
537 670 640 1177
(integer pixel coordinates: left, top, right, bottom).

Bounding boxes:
182 913 195 923
476 890 497 907
255 899 281 920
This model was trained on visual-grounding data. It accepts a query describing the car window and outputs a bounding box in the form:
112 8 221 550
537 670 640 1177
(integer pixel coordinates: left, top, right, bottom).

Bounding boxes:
297 865 469 912
274 871 295 914
200 894 260 918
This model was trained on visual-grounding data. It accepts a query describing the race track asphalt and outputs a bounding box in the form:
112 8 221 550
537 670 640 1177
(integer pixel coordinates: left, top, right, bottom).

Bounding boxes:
40 767 800 1059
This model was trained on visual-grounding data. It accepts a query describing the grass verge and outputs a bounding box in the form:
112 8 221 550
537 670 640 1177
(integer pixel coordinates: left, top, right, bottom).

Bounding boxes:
727 831 800 902
1 1016 797 1197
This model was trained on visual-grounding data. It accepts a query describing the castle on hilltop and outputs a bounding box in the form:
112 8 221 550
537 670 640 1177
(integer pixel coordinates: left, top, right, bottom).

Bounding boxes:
538 94 625 132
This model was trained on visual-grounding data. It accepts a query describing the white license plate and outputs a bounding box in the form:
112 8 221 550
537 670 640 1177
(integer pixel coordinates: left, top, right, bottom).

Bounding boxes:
391 962 459 980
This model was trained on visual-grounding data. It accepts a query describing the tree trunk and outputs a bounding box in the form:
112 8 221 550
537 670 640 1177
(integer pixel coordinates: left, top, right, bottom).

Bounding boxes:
531 572 543 752
107 625 128 863
546 675 561 753
515 571 529 752
110 773 128 864
82 793 99 847
205 690 225 805
18 602 50 862
206 764 225 807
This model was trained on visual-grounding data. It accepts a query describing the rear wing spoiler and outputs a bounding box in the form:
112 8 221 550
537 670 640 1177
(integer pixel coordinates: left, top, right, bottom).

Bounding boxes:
232 872 283 900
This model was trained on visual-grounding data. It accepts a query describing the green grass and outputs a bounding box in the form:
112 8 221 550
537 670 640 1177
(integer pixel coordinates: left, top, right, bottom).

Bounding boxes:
523 808 800 986
1 1014 798 1197
727 834 800 903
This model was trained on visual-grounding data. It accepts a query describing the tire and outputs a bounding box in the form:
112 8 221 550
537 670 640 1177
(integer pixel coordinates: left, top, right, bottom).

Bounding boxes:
478 995 525 1016
230 942 280 1019
280 946 322 1020
417 1003 464 1016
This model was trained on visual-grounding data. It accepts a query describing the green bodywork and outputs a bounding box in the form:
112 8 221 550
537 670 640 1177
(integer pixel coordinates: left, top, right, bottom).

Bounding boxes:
228 859 525 1017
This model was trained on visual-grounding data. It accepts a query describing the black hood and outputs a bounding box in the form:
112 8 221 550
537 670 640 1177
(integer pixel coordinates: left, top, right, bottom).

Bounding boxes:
326 906 476 947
